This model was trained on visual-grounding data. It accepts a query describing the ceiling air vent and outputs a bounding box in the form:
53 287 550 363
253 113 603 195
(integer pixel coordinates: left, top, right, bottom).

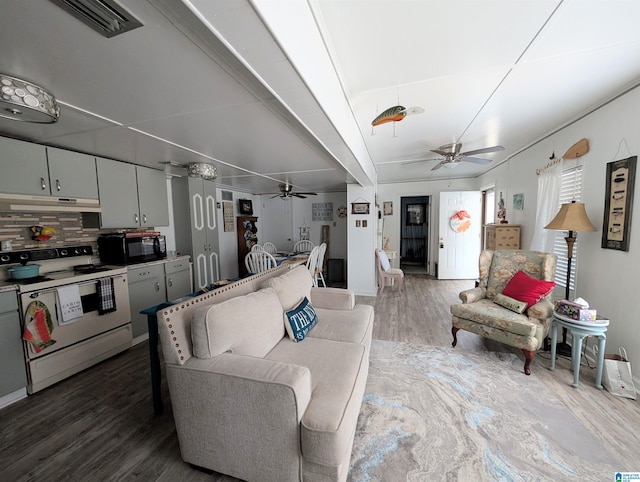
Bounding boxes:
49 0 142 38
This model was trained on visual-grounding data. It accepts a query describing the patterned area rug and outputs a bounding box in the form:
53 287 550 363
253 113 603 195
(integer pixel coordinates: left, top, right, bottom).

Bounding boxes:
349 340 619 481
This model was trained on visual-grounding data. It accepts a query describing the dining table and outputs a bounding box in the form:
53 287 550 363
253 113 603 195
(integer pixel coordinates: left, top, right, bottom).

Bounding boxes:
274 251 310 268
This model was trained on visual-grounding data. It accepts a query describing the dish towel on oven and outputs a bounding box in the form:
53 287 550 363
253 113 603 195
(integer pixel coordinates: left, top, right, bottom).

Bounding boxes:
56 284 84 323
97 277 117 315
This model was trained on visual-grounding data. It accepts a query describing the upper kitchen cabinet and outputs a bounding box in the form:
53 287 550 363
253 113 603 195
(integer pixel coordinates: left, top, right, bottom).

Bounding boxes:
0 137 97 199
46 147 98 199
96 158 169 228
136 166 170 228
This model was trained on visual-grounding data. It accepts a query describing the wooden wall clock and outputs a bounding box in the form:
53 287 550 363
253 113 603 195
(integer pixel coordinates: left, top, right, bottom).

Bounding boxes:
602 156 636 251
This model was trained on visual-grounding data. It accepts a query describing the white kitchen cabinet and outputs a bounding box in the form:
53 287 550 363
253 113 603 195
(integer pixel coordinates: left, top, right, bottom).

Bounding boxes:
127 263 167 342
164 258 192 301
172 177 220 290
0 137 97 199
46 147 98 199
0 290 28 404
96 157 169 228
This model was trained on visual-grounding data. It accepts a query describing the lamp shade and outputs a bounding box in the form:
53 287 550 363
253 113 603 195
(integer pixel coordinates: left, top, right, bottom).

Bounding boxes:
544 201 596 232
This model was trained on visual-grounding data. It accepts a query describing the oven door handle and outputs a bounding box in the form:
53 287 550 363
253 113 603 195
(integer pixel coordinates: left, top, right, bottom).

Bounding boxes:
25 275 126 297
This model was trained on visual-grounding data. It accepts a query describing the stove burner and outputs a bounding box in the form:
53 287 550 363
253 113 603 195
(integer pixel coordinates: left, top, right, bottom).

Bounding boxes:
15 276 54 285
73 264 112 274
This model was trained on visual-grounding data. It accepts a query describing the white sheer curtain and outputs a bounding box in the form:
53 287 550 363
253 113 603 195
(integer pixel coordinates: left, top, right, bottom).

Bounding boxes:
530 161 562 252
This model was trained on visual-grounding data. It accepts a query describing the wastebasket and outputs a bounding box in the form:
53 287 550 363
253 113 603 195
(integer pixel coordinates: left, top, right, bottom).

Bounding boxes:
327 258 344 283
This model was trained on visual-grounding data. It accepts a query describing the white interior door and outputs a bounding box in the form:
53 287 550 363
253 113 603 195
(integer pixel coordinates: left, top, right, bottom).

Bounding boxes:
260 196 293 251
438 191 482 279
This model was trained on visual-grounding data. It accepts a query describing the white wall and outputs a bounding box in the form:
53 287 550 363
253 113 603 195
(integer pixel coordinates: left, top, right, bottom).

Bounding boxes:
377 177 477 276
347 184 377 296
215 187 262 280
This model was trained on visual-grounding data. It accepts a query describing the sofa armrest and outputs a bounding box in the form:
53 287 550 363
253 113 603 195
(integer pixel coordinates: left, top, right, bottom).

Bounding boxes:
459 287 486 303
527 297 554 320
310 287 355 310
166 353 312 481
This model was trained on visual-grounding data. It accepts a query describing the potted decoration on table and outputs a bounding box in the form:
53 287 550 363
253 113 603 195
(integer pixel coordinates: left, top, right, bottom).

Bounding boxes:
30 225 56 241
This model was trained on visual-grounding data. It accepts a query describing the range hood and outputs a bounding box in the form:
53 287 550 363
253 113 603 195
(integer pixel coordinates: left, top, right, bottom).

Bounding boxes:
0 193 101 212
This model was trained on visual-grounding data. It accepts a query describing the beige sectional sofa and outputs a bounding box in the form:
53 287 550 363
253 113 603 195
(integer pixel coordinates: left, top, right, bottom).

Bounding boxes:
157 265 374 482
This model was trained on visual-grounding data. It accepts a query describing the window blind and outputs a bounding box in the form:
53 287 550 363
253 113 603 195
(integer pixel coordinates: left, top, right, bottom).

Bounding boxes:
552 166 584 291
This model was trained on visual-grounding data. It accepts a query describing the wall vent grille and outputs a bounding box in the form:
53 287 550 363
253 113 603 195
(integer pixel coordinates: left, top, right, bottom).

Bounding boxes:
50 0 142 38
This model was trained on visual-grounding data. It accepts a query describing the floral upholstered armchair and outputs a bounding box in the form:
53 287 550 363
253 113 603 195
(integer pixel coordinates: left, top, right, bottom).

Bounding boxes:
450 250 557 375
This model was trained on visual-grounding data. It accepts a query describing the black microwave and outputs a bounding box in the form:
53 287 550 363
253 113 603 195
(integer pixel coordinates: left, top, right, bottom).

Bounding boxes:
98 232 167 265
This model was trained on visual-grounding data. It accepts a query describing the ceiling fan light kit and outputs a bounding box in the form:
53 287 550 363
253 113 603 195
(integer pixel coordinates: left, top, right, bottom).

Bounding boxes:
0 74 60 123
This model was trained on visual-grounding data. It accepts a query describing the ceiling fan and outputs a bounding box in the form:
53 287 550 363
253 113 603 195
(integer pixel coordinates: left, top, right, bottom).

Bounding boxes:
260 183 318 199
404 143 505 171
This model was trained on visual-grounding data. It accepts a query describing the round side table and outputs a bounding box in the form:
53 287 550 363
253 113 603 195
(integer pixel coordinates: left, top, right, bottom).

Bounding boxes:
549 313 609 389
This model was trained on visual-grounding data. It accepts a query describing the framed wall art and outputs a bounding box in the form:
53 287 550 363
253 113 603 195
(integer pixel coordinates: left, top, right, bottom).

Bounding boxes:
351 202 370 215
383 201 393 216
602 155 636 251
239 199 253 215
513 193 524 210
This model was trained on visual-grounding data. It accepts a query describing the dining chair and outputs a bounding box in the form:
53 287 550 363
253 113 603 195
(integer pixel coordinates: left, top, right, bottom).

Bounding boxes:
294 240 314 252
251 244 264 252
262 242 277 254
375 248 404 293
245 251 277 274
313 243 327 287
305 245 320 285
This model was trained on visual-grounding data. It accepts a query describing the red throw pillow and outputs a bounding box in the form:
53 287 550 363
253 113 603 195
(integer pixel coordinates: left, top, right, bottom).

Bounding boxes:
501 271 556 308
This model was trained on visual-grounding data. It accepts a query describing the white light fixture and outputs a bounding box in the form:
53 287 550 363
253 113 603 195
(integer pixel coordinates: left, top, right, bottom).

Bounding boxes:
187 162 217 180
0 74 59 123
442 162 459 169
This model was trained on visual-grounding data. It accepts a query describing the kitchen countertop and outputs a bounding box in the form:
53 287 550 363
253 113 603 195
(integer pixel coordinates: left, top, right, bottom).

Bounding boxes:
0 256 191 292
123 255 191 270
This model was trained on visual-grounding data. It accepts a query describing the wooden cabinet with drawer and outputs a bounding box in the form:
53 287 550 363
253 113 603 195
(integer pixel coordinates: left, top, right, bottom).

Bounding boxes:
484 224 520 250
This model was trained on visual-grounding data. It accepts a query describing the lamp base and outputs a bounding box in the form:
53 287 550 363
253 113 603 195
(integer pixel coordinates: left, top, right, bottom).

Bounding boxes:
555 342 572 358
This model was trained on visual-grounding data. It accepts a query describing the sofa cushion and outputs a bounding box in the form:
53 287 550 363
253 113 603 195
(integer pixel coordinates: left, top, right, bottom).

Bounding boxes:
308 305 374 346
264 265 313 311
502 270 555 307
450 299 537 337
191 288 284 358
265 336 367 466
284 296 318 342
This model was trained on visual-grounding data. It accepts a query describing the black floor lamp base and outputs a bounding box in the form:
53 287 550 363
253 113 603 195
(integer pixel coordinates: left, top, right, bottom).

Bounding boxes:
555 341 572 357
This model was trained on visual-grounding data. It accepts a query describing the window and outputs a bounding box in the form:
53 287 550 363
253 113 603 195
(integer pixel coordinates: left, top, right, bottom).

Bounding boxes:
552 166 584 292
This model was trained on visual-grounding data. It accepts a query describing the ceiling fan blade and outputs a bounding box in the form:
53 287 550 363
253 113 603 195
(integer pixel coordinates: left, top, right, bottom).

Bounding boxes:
401 157 441 166
460 156 492 165
430 149 449 156
293 194 307 199
296 192 317 196
431 161 445 171
461 145 504 157
270 194 281 199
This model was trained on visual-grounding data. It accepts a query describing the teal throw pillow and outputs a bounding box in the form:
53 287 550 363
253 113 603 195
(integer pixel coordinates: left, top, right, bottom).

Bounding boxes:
494 293 528 314
284 296 318 342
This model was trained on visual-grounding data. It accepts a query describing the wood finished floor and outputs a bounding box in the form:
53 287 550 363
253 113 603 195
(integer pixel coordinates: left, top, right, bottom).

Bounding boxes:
1 274 638 481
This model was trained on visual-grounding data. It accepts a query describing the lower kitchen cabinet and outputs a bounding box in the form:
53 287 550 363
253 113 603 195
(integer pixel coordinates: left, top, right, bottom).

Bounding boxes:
165 258 192 301
128 264 167 342
0 290 28 406
127 258 192 344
